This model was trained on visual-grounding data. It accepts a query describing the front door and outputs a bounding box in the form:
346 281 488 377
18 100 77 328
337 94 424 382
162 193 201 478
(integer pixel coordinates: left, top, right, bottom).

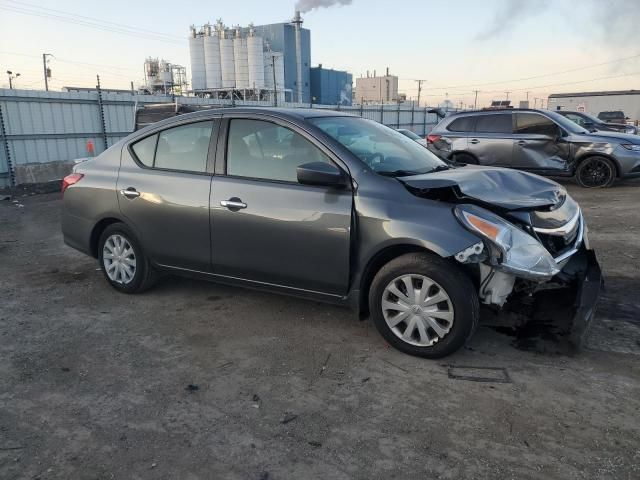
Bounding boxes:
210 116 353 296
512 112 571 173
117 119 218 271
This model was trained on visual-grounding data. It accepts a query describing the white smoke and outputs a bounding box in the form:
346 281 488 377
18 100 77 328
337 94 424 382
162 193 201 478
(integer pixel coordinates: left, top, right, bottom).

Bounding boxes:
295 0 353 14
474 0 549 41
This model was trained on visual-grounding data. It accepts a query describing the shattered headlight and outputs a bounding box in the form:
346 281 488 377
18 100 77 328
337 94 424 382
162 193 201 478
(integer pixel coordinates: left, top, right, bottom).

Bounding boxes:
454 204 560 280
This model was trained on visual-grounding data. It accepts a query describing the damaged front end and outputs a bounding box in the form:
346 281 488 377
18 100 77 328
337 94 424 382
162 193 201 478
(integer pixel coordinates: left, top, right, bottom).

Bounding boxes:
452 197 602 351
399 165 603 350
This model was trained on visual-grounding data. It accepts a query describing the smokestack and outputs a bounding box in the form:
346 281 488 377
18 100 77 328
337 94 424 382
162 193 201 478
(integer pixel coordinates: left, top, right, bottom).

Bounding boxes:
291 10 304 103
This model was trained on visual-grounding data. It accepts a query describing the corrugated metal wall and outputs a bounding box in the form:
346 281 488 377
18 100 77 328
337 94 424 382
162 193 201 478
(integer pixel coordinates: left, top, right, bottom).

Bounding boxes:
0 88 440 187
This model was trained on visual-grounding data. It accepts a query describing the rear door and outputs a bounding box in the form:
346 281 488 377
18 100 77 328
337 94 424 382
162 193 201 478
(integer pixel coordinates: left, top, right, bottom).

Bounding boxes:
209 115 353 296
467 113 514 166
512 112 570 173
117 118 219 271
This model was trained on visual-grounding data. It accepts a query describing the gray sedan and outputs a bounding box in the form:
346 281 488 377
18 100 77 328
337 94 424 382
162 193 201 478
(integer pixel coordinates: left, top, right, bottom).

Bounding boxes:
62 108 601 358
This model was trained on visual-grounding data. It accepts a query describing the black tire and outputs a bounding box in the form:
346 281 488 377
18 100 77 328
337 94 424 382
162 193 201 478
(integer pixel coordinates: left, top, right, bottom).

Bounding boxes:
575 156 616 188
98 222 158 293
453 152 478 165
368 253 479 359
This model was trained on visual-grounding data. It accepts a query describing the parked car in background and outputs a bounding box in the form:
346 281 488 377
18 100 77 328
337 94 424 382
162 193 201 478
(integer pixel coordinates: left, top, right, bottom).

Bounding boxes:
598 111 628 125
427 108 640 187
397 128 428 147
557 110 637 135
61 108 601 358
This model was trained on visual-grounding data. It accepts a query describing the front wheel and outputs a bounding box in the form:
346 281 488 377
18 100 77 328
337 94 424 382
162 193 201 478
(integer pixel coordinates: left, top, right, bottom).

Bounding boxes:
575 156 616 188
368 253 479 358
98 223 157 293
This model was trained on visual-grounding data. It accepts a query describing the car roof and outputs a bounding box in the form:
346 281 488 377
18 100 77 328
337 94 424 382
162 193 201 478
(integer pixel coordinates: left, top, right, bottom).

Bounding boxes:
445 108 556 117
133 106 355 135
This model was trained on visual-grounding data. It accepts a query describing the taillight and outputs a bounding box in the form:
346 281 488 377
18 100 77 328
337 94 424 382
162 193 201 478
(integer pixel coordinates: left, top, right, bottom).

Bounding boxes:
61 173 84 196
427 134 441 144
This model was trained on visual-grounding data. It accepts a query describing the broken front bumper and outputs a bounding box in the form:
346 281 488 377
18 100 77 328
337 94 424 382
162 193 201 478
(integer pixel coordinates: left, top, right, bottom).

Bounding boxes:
486 246 603 351
567 249 602 348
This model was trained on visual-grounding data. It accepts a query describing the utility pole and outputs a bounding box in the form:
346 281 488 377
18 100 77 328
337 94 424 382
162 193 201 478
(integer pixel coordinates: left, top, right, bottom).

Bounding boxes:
415 79 426 107
42 53 52 91
271 54 278 107
504 91 511 101
473 90 479 109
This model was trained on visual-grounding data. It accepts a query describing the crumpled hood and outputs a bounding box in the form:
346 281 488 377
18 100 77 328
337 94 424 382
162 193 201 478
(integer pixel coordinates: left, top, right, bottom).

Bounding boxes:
399 165 565 210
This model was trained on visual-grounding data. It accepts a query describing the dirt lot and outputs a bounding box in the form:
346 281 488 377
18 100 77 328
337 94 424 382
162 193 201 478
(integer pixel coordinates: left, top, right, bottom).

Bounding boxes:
1 180 639 480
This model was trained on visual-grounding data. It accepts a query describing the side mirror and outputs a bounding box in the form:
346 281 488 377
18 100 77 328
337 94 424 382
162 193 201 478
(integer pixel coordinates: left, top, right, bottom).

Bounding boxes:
297 162 346 188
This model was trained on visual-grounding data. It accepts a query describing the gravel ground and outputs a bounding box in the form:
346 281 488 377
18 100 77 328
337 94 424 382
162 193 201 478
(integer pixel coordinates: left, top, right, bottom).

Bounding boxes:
1 180 639 480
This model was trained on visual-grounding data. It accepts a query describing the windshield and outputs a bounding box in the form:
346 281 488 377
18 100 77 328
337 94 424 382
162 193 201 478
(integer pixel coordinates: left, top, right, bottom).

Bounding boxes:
308 116 446 176
544 110 590 134
579 112 602 123
398 129 422 140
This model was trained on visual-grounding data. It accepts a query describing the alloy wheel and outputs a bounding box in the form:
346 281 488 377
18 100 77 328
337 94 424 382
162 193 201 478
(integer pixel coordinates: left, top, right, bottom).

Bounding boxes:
381 274 454 347
579 158 613 187
103 234 137 284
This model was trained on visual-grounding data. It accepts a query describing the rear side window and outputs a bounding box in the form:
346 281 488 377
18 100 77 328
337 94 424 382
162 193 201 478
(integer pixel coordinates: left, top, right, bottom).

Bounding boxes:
515 113 559 136
131 134 157 167
474 114 513 134
130 121 214 173
155 122 214 172
447 116 475 132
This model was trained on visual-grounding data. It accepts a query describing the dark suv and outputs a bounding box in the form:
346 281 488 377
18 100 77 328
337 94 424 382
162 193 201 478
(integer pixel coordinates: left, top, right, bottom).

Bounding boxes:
598 111 627 124
427 108 640 187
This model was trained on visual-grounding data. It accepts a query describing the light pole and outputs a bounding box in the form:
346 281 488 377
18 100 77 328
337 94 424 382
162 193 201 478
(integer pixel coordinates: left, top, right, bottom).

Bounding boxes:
6 71 20 89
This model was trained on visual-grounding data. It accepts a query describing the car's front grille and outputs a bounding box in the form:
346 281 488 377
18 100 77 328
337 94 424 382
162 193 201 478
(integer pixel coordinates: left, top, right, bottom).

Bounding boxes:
533 213 582 259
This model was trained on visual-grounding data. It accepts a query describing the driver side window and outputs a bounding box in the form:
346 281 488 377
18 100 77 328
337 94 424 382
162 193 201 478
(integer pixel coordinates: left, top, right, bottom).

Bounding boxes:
226 119 332 183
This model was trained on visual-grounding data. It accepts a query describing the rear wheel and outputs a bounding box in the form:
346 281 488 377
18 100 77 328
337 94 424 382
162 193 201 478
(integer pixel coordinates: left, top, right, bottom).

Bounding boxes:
369 253 479 358
453 152 478 165
98 223 157 293
575 156 616 188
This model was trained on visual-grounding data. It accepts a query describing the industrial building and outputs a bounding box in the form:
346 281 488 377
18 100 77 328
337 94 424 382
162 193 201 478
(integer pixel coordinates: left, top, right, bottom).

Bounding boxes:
140 57 188 96
355 70 399 104
310 65 352 105
188 12 311 103
548 90 640 121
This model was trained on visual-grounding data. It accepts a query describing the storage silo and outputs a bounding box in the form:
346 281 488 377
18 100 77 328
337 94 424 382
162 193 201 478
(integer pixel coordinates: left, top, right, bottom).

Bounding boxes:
219 27 236 88
203 24 222 89
189 26 207 91
247 26 265 90
233 27 249 89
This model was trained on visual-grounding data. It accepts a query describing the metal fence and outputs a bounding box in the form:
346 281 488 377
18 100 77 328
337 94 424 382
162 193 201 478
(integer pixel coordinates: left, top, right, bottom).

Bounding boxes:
0 88 441 187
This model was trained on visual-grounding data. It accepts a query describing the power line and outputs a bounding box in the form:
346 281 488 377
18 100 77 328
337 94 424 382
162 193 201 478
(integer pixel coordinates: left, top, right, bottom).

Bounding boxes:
398 52 640 91
4 0 183 40
0 3 184 44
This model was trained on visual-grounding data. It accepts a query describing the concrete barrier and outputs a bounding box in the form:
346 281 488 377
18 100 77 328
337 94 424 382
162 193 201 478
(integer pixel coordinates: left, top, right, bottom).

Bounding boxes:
14 160 77 185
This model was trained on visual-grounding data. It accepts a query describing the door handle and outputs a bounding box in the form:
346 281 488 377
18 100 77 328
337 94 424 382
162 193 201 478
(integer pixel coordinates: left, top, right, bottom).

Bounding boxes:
470 139 480 144
120 188 140 199
220 199 247 209
517 140 527 146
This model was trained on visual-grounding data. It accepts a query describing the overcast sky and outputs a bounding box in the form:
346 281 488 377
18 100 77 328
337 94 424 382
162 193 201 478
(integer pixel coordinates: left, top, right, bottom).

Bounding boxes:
1 0 639 107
